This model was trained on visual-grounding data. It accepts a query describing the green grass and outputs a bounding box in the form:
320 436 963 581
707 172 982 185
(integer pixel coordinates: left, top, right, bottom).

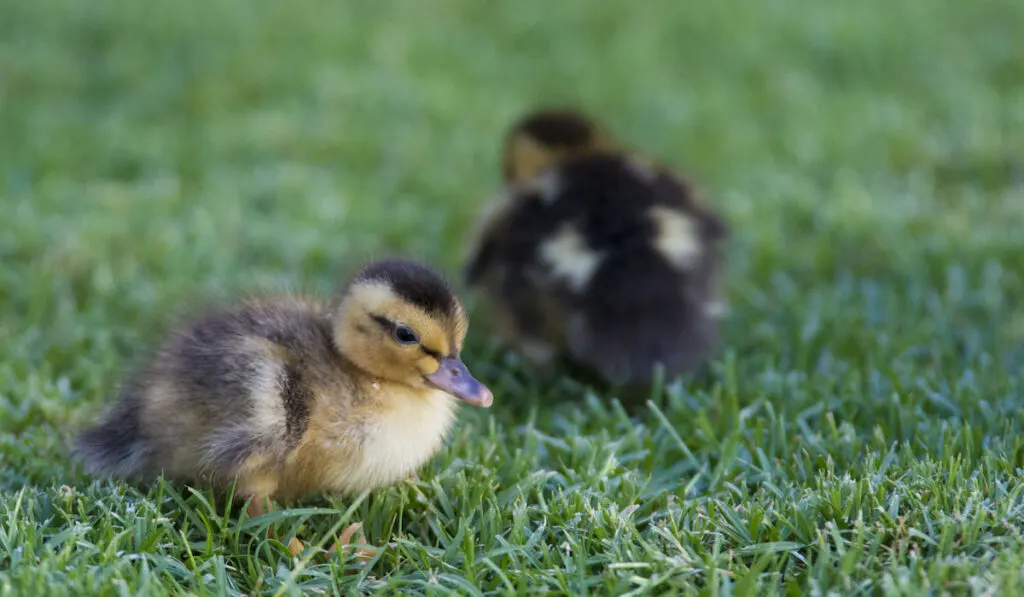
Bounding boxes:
2 0 1024 594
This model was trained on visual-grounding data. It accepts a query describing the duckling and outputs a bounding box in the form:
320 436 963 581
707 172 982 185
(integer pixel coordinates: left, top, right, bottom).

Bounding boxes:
464 108 730 389
75 258 493 557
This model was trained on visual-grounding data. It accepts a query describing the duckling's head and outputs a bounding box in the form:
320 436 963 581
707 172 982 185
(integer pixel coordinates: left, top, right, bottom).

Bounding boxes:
502 108 614 185
333 259 493 407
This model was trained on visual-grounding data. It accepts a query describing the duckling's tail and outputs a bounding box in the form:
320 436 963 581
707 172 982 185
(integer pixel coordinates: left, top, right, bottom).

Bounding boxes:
568 249 720 386
74 393 151 479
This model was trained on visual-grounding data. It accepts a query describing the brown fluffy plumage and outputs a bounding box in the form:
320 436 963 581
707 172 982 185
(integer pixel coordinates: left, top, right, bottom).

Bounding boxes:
75 258 492 556
464 108 730 388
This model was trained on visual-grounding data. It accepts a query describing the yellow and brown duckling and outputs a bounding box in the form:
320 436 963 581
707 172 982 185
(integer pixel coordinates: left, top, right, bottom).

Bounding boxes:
464 108 730 388
75 258 492 557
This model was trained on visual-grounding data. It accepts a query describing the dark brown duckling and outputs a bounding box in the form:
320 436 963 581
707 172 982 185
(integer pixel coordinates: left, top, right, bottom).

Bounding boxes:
464 108 730 389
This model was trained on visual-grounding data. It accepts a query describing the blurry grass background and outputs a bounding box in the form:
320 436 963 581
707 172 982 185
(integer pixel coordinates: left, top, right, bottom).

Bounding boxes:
2 0 1024 594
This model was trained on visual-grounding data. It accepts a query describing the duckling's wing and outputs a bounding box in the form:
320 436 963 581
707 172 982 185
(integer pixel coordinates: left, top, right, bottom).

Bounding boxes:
150 320 311 485
75 304 319 488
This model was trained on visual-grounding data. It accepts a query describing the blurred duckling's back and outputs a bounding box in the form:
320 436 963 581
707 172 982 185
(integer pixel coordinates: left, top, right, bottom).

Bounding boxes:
465 109 729 386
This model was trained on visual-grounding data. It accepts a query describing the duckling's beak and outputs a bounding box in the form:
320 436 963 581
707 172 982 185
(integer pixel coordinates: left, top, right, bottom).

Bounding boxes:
425 357 493 407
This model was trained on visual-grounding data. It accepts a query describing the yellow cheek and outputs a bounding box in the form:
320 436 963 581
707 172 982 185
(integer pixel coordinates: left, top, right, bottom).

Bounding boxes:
417 356 440 376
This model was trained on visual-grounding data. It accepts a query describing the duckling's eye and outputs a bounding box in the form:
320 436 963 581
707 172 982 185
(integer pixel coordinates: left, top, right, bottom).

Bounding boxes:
393 325 419 345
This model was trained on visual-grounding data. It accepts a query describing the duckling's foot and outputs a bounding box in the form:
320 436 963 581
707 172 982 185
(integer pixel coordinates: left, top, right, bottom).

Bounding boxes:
327 522 377 563
286 536 305 556
246 494 306 556
245 494 272 519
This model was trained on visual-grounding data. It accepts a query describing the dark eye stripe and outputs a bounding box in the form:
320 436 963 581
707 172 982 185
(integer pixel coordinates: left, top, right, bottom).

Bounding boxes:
371 314 393 330
372 313 443 356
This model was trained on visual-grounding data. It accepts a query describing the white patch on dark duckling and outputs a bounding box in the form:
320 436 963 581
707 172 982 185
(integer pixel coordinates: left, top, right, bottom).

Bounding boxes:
649 206 701 270
539 224 604 292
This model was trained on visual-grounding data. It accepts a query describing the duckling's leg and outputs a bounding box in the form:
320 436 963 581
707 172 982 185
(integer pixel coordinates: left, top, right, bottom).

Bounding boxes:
238 473 304 556
245 493 305 556
246 496 375 562
327 522 377 563
243 488 373 561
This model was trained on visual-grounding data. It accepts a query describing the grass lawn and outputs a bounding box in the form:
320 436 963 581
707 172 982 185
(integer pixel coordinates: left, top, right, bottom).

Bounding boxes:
3 0 1024 594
